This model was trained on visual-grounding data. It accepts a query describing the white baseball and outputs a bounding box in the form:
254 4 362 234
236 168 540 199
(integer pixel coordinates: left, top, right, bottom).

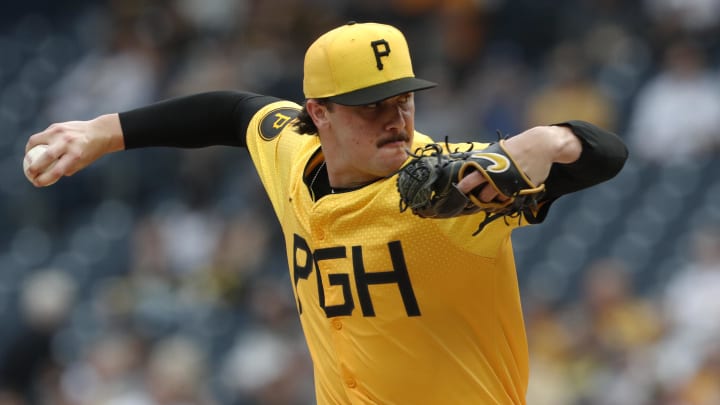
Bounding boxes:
24 144 58 185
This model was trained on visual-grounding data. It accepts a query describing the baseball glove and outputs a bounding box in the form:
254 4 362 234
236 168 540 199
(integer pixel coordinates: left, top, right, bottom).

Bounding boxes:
397 139 545 235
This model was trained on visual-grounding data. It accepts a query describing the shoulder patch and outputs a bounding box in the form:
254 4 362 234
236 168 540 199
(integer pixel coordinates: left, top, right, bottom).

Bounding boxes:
258 107 300 141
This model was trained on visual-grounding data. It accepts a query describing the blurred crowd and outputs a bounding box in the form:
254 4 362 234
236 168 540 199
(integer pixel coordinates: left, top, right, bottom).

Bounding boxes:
1 0 720 404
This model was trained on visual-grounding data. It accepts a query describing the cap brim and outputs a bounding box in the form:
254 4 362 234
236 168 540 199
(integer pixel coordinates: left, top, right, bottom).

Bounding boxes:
328 77 437 106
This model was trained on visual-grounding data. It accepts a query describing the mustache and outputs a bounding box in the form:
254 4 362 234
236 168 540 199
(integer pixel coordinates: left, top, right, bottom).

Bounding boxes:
377 132 410 148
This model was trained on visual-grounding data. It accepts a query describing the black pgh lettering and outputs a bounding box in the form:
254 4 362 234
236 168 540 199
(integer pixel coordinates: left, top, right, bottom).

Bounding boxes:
352 242 420 317
292 234 421 318
314 247 355 317
292 234 313 314
370 39 391 70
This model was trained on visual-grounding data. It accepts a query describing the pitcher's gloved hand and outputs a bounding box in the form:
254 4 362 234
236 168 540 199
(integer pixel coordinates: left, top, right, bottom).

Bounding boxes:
397 140 545 235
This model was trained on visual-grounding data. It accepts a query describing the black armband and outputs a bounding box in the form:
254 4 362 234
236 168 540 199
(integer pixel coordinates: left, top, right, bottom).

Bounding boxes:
119 91 280 149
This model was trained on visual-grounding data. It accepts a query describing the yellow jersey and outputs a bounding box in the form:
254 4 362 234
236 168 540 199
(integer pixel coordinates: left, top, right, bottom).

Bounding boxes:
246 100 529 404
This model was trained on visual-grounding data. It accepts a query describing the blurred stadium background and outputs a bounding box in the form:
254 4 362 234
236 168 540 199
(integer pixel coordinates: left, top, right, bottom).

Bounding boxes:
1 0 720 404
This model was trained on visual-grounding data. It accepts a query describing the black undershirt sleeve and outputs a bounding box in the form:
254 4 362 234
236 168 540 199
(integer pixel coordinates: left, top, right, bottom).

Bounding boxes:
119 91 281 149
529 120 629 223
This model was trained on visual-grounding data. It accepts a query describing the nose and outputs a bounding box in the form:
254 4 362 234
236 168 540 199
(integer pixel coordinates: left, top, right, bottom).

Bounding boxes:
384 104 406 132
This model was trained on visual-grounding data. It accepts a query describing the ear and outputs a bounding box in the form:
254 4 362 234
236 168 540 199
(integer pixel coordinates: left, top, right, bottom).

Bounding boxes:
306 99 331 129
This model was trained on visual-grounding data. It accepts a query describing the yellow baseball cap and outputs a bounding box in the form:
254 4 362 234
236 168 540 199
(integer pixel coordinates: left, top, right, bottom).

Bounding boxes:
303 22 437 105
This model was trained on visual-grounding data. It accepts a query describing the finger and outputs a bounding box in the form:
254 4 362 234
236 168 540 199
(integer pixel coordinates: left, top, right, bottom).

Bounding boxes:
24 150 47 180
31 152 69 187
457 171 487 193
26 123 62 153
26 132 47 153
32 170 61 187
28 142 65 177
477 184 499 203
26 144 68 187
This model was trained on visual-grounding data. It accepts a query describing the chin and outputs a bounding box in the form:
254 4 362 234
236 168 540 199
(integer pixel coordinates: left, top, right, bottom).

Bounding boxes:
385 152 409 172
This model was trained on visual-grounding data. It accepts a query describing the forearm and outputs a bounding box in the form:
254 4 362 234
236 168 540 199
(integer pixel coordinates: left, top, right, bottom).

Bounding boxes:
119 91 280 149
458 125 584 197
508 120 627 224
457 121 626 209
25 91 281 187
543 120 628 199
501 125 582 185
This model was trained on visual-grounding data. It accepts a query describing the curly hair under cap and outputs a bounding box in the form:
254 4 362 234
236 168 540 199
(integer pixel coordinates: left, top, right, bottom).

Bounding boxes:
293 99 331 135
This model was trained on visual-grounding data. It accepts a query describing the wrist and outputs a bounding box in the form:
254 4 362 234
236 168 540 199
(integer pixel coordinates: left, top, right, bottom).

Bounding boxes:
92 113 125 152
